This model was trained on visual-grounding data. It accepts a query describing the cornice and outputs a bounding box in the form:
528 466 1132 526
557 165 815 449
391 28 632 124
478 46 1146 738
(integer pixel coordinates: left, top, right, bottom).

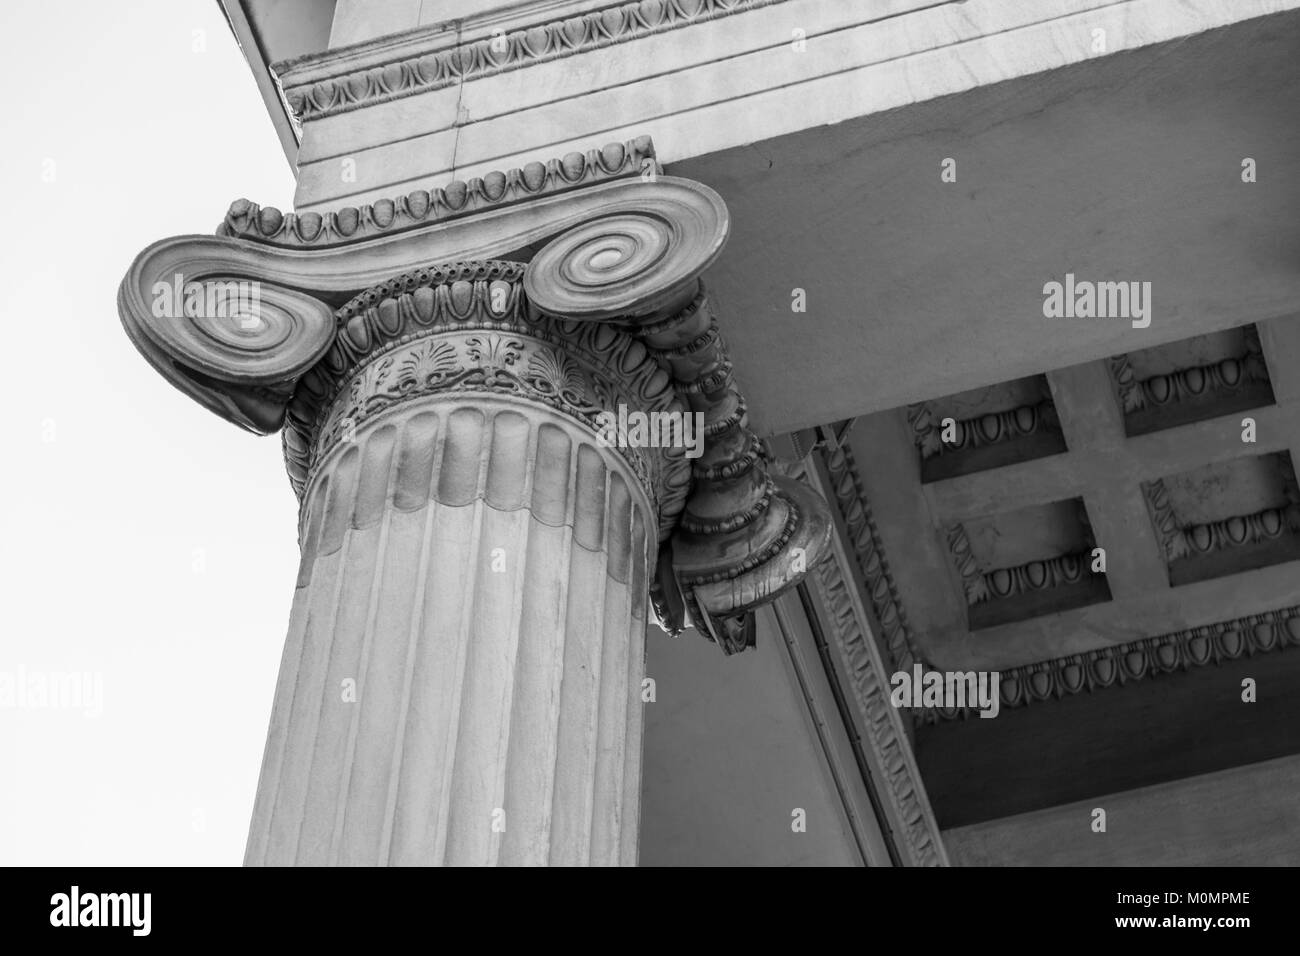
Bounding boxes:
275 0 788 123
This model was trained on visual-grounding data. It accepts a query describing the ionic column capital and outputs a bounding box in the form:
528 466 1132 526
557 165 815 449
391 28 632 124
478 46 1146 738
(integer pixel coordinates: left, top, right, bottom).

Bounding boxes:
286 259 693 545
117 138 833 649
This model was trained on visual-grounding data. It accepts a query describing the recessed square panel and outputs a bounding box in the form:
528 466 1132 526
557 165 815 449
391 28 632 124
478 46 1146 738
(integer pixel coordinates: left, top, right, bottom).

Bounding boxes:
908 374 1067 482
945 498 1110 629
1109 325 1274 436
1143 451 1300 586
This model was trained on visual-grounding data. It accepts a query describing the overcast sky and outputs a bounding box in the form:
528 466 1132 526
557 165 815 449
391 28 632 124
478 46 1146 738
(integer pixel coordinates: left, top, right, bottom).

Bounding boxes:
1 0 299 865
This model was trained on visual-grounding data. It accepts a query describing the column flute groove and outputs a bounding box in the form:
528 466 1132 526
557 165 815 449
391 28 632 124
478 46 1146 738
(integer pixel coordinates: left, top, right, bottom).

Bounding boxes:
378 443 436 866
331 430 399 865
286 470 355 867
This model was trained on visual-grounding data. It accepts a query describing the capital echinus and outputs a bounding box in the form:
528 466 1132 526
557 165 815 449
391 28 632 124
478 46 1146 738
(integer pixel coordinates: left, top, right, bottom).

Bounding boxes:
119 138 832 652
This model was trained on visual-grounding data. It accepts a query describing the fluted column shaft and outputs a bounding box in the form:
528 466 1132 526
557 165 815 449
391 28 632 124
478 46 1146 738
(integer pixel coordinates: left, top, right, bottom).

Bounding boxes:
245 394 651 866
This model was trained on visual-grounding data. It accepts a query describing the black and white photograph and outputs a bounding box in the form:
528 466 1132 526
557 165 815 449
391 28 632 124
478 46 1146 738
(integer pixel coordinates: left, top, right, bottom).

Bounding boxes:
2 0 1296 931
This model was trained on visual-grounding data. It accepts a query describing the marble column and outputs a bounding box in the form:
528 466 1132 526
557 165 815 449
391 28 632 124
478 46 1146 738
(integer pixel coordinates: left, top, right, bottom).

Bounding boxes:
246 397 652 866
117 144 833 866
241 262 683 865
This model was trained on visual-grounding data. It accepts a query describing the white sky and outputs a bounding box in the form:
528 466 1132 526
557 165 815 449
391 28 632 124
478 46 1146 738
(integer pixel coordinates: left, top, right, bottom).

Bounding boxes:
0 1 299 864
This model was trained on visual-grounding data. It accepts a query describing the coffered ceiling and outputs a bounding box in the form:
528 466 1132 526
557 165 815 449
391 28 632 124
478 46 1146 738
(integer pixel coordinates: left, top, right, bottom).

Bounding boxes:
821 314 1300 826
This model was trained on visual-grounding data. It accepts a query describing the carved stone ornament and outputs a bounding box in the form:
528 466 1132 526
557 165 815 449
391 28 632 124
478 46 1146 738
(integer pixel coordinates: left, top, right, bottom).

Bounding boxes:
118 139 832 650
275 3 790 124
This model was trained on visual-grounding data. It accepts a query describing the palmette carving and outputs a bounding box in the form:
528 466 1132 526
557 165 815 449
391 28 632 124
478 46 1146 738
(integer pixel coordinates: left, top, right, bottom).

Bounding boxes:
1142 479 1187 561
1108 354 1145 412
287 261 691 539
